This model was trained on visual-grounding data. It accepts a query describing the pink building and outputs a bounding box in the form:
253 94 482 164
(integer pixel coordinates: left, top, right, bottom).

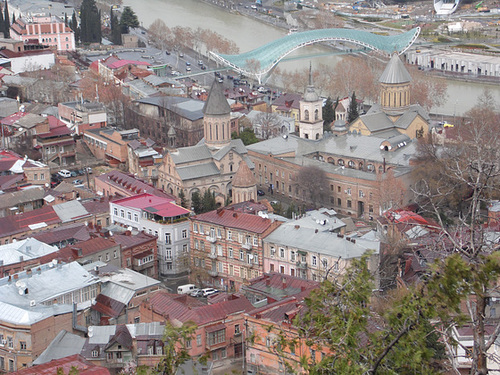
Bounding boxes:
11 16 76 52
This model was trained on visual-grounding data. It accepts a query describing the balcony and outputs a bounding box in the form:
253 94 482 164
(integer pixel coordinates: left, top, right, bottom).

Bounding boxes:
296 261 308 269
206 235 217 243
242 243 252 250
208 252 218 259
133 260 154 272
208 270 219 277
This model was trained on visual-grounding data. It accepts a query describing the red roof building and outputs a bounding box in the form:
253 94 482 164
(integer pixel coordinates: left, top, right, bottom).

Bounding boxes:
13 354 110 375
190 206 282 292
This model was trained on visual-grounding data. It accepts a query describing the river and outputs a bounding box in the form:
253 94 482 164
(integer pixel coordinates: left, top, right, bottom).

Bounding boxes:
123 0 500 116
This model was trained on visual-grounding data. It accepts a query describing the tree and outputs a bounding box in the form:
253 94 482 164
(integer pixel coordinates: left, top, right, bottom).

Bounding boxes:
178 190 188 209
3 0 10 38
255 111 282 139
11 12 14 25
412 95 500 374
79 0 101 44
295 165 329 207
148 19 171 51
408 65 448 111
191 191 202 214
157 321 197 375
110 7 121 45
322 96 335 132
347 91 359 124
281 254 447 374
70 11 79 43
0 5 4 38
201 190 216 213
232 128 259 145
119 6 139 34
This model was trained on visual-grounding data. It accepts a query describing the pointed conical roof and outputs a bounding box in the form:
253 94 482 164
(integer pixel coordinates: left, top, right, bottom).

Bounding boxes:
379 53 412 84
203 79 231 116
232 161 255 188
303 62 319 102
168 126 176 136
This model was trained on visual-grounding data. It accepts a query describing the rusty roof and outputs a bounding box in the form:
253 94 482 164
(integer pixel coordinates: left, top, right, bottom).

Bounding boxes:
193 208 277 234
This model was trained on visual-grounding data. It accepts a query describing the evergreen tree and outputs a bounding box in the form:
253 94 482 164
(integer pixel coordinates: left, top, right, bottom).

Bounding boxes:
119 6 139 34
111 9 121 45
178 190 188 209
70 11 79 43
11 12 14 25
191 192 202 214
201 190 216 213
347 91 359 124
322 96 335 132
3 0 10 39
80 0 101 44
0 5 4 37
64 12 67 26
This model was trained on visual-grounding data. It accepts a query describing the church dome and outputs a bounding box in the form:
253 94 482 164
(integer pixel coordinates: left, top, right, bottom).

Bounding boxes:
334 119 347 131
232 161 255 188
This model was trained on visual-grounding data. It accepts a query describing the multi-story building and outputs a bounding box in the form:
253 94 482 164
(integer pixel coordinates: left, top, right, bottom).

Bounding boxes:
58 101 107 136
0 261 100 371
114 231 159 278
263 208 380 283
10 16 76 52
190 207 282 292
35 116 76 166
109 194 190 277
83 127 140 166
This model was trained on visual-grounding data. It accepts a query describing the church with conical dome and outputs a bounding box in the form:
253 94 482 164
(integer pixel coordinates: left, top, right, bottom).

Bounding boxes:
349 53 430 140
158 80 254 207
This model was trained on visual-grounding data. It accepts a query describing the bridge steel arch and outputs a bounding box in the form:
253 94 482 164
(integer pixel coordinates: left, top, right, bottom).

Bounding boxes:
209 27 420 83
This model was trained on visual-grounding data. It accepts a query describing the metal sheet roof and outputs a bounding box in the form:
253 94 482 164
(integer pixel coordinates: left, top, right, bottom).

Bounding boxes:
176 162 220 181
33 330 86 365
53 200 90 223
0 238 58 266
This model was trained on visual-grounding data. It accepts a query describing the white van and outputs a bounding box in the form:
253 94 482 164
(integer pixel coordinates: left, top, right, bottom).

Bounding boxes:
177 284 196 294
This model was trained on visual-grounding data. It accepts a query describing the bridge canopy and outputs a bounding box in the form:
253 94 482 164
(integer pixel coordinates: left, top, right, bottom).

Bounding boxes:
210 27 420 82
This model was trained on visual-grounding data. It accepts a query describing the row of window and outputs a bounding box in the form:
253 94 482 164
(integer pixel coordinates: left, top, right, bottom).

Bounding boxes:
0 356 15 371
193 224 259 246
192 258 260 280
269 247 336 269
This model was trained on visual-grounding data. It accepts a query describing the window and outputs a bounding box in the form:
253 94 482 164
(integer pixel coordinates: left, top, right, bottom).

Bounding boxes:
40 173 45 180
7 337 13 349
270 246 276 257
197 334 202 346
113 208 118 216
199 224 204 234
166 262 173 270
227 230 232 240
127 212 131 220
193 223 198 233
310 349 316 361
221 348 227 358
238 233 243 243
229 247 233 258
182 229 187 239
9 359 14 372
166 249 172 260
312 256 317 266
134 214 138 222
346 188 351 195
92 349 99 357
239 250 244 261
194 239 199 250
253 236 258 246
165 233 171 244
266 336 271 347
280 265 285 274
337 198 341 206
290 251 296 262
347 200 352 208
359 190 365 198
105 253 110 261
134 317 140 323
235 324 241 334
34 173 38 180
120 210 125 218
186 339 192 349
114 250 118 259
20 341 26 350
279 248 285 258
206 329 226 346
217 228 222 238
217 245 223 256
0 357 4 370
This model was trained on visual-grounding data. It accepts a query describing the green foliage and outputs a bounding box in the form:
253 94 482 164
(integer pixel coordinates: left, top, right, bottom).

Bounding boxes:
271 201 283 216
322 96 335 131
157 321 197 375
69 11 79 43
191 191 202 214
0 5 4 38
120 6 139 34
201 190 217 213
347 91 359 124
80 0 101 44
284 253 447 374
285 202 299 219
179 190 188 209
232 128 259 145
110 7 122 45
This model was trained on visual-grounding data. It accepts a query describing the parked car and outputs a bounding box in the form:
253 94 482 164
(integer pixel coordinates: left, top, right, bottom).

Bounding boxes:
198 60 204 66
257 189 265 196
70 171 78 177
186 61 191 66
85 167 93 174
201 288 219 297
177 284 196 295
57 169 72 178
72 179 84 185
165 50 171 55
190 288 202 297
179 52 184 57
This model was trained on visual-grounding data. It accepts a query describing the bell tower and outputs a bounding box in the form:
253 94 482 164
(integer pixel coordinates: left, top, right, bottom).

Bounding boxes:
299 64 323 140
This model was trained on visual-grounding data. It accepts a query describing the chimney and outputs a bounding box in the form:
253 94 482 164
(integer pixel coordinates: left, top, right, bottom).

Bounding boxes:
19 255 24 262
282 277 287 290
36 267 41 275
315 229 318 233
125 230 131 236
27 269 32 278
13 274 19 281
294 225 300 230
301 286 306 292
8 275 12 283
265 277 270 287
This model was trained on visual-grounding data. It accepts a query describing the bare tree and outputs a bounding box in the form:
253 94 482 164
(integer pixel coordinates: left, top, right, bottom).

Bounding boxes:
408 65 448 111
295 165 330 207
254 111 282 139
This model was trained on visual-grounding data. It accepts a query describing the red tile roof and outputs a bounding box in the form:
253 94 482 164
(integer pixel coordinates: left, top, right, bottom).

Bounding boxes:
1 111 27 126
0 205 60 238
113 231 157 249
106 60 151 69
114 193 189 218
13 354 110 375
92 294 126 318
31 223 90 244
193 208 276 234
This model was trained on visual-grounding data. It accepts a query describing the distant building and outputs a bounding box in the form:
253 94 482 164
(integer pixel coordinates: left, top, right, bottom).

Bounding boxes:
0 238 58 277
10 16 76 52
58 101 107 136
127 139 163 186
83 127 140 166
35 116 76 166
0 150 50 187
114 231 159 278
0 187 45 218
15 354 110 375
110 194 191 277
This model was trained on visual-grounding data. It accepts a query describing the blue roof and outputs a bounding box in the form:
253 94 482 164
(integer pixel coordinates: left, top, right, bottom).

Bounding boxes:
210 27 420 80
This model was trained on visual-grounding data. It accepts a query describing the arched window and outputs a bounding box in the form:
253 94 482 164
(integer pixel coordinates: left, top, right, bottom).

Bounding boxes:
367 164 375 172
379 165 384 173
304 110 309 121
315 133 319 140
359 162 363 170
348 160 355 169
215 124 219 140
338 159 345 166
314 109 319 120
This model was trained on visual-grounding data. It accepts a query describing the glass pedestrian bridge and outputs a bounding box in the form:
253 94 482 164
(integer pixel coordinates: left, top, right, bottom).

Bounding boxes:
210 27 420 83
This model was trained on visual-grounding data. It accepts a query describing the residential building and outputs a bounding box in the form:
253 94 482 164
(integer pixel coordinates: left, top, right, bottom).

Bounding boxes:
0 187 45 218
0 261 100 371
35 116 76 166
190 206 282 292
0 49 55 74
10 16 76 52
58 101 107 136
0 238 58 277
83 127 140 166
96 55 151 84
139 291 253 364
110 194 190 277
158 80 254 206
14 354 110 375
263 208 380 283
31 223 91 248
245 110 294 140
90 265 161 326
127 139 163 186
52 237 122 269
114 231 159 278
94 170 175 201
271 92 302 131
0 150 50 187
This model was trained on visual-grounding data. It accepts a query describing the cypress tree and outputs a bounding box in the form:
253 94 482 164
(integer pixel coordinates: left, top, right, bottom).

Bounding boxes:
3 0 10 38
64 12 68 26
0 5 4 37
70 11 79 43
80 0 101 43
119 6 139 34
11 12 14 25
347 91 359 124
322 96 335 132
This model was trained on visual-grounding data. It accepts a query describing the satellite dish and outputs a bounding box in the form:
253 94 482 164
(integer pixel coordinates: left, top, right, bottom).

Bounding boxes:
18 289 24 295
249 254 254 260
